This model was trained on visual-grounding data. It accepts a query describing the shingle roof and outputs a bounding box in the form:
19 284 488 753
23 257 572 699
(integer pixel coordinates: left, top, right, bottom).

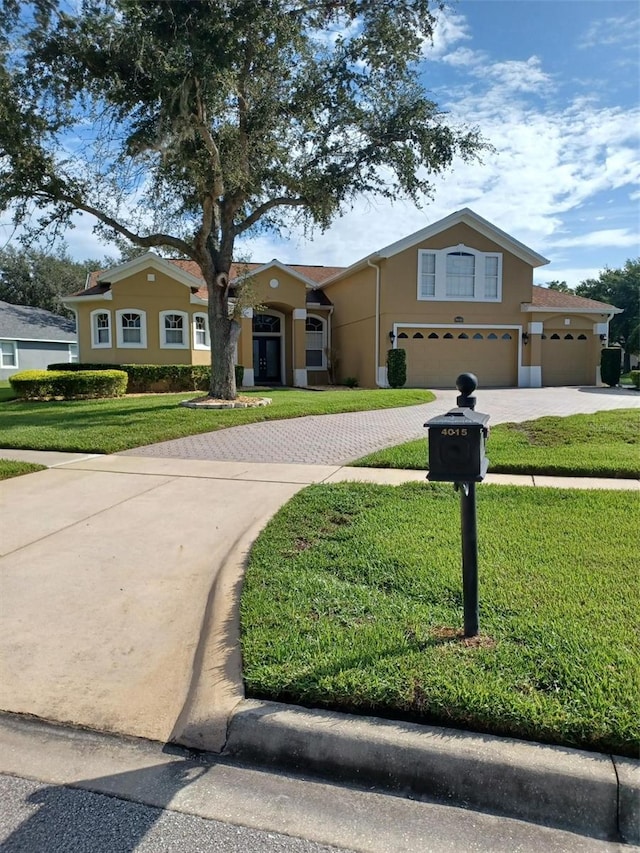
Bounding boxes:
0 300 76 341
530 285 617 312
75 259 345 299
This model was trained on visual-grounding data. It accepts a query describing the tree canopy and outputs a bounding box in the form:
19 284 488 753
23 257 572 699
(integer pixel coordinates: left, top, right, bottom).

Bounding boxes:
0 245 100 316
575 259 639 363
0 0 486 397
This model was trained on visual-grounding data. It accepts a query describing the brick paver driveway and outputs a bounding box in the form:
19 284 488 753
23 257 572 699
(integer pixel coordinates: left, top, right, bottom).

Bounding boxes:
123 386 640 466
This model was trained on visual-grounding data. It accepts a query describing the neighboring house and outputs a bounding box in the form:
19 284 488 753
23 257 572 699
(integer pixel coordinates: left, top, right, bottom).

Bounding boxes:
62 208 621 389
0 300 77 380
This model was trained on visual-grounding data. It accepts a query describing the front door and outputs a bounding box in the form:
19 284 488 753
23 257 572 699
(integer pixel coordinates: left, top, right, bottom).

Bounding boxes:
253 336 281 384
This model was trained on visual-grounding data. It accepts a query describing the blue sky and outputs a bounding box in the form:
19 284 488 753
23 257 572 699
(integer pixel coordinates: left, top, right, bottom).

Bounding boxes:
7 0 639 288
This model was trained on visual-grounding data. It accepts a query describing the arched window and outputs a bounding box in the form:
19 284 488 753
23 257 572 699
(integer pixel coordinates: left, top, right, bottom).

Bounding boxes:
412 332 424 339
501 333 512 340
192 313 210 349
90 309 111 348
550 333 560 340
428 332 439 339
487 333 498 340
458 333 469 339
253 314 281 334
443 332 454 339
160 311 189 348
305 314 326 368
577 334 587 340
564 334 574 340
116 309 147 348
398 332 408 339
473 333 483 339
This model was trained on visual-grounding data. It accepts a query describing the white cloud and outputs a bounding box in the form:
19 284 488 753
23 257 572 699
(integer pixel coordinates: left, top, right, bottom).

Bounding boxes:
578 14 640 49
533 268 604 289
550 229 640 250
476 56 553 93
426 10 472 58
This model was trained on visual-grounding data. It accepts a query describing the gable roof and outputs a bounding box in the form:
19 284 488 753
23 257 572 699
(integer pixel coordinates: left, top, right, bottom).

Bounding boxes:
67 254 344 301
525 286 622 314
319 208 550 287
0 300 76 341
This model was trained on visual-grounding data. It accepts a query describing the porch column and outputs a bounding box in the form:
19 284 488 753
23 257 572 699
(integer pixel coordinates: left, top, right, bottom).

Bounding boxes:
292 308 308 387
239 308 254 387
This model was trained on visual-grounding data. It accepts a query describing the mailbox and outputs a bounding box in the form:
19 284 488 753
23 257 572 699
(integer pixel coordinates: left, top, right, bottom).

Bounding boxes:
425 407 490 483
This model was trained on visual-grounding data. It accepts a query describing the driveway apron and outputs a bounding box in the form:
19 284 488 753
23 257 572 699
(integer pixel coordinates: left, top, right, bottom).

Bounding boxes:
121 386 640 465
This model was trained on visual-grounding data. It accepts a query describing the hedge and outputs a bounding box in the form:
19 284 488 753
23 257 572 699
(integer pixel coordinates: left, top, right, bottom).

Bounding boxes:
386 348 407 388
10 370 128 400
600 348 622 387
47 362 246 393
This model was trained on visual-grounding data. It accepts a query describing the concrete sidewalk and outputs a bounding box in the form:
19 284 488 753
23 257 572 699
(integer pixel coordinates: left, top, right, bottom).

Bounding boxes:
1 451 638 842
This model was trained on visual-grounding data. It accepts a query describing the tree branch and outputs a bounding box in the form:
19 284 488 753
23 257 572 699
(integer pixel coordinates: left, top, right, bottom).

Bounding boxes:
235 196 307 235
38 192 196 258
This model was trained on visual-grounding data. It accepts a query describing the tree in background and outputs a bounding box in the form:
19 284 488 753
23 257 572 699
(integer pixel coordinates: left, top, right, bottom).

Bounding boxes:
545 280 572 292
0 246 101 317
576 259 639 371
0 0 486 399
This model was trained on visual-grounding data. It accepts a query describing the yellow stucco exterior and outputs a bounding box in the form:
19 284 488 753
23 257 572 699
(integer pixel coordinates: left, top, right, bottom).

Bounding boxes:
64 209 618 390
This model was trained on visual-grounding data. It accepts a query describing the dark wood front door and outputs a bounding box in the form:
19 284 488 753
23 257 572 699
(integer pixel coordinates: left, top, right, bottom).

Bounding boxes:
253 336 281 384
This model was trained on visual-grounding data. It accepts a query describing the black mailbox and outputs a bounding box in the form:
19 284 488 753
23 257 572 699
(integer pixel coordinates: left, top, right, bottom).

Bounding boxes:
425 407 490 483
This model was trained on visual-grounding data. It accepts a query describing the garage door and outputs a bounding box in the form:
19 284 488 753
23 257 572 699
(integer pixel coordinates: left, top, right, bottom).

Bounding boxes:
541 333 591 386
398 327 518 388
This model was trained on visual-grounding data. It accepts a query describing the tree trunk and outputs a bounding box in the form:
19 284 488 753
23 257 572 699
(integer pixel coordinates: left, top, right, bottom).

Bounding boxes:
207 277 239 399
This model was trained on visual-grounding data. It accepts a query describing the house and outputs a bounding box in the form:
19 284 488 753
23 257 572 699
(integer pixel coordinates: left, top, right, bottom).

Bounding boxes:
62 209 621 389
0 300 77 380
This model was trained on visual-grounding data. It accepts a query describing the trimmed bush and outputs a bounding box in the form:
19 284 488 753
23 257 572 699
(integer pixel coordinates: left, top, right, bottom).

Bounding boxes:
627 370 640 390
48 362 210 393
235 364 245 388
600 348 622 387
386 348 407 388
10 370 128 400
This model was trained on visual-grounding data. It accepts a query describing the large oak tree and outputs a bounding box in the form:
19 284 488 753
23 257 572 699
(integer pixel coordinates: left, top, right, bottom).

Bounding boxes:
0 0 485 398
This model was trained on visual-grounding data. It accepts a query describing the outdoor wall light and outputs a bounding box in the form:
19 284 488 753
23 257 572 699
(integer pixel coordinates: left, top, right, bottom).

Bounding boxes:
522 332 529 345
599 334 606 343
389 330 396 343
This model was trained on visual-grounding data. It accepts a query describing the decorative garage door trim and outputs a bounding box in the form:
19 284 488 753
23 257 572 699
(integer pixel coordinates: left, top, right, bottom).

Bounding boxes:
391 323 522 388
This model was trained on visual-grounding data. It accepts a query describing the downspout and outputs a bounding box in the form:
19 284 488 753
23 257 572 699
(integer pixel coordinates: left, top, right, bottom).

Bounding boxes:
367 258 381 386
327 306 334 380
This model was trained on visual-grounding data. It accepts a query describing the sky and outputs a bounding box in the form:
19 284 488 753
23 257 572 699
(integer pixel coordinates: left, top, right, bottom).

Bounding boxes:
4 0 640 288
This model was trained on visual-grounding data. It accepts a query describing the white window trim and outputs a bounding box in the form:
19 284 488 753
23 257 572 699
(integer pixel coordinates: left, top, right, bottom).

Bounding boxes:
417 244 503 303
192 312 210 350
0 339 18 368
159 310 189 349
115 308 147 349
305 313 327 369
90 309 112 349
68 343 79 363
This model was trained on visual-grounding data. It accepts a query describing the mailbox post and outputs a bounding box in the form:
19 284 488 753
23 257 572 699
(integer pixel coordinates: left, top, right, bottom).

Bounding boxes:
425 373 489 638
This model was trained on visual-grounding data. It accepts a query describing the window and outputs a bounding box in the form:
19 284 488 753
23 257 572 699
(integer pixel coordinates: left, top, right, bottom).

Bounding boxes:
305 315 326 368
418 246 502 302
412 332 423 339
398 332 408 339
192 313 210 349
159 311 188 348
91 310 111 348
253 314 280 334
116 309 147 348
0 340 17 368
69 343 79 363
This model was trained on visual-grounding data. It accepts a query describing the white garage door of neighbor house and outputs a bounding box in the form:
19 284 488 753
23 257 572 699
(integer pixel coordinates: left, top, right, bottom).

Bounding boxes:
541 334 592 386
398 328 518 388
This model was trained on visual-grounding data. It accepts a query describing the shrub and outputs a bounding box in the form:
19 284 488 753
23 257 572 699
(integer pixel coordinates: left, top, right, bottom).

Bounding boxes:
10 370 128 400
386 348 407 388
343 376 359 388
627 370 640 390
600 348 622 387
235 364 245 388
48 362 210 393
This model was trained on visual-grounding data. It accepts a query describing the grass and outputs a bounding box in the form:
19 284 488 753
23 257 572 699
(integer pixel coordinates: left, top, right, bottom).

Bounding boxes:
0 387 434 454
354 409 640 478
241 481 639 756
0 459 46 480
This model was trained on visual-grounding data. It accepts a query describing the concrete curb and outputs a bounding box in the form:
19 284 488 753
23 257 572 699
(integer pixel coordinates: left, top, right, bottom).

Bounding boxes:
223 699 639 844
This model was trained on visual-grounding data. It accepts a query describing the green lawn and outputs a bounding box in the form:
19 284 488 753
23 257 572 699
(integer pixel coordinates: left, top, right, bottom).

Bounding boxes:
0 387 434 454
0 459 46 480
354 409 640 478
241 481 639 756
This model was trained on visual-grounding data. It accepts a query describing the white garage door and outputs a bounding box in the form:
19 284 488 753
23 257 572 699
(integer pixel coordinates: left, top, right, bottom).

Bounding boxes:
398 327 518 388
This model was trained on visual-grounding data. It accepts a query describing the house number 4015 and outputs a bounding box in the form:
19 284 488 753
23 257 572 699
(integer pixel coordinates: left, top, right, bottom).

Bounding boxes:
442 428 468 436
